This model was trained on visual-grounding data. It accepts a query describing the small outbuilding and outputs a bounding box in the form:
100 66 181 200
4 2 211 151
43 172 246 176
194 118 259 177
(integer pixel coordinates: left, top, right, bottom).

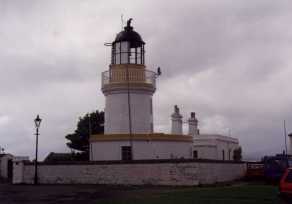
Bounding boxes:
193 134 240 160
0 154 14 180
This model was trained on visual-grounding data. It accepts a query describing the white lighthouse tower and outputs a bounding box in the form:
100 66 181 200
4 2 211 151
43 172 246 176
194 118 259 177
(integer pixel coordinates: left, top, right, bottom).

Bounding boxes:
102 19 156 134
90 19 193 161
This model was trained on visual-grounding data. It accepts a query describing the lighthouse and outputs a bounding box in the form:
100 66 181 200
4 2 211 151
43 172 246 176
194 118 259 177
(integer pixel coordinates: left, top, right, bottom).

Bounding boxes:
102 19 156 134
90 19 194 161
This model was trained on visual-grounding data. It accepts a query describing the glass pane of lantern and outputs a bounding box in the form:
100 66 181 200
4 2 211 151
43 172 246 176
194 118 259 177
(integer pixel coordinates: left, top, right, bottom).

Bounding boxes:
115 42 121 53
130 48 136 64
136 47 142 64
121 42 129 64
137 53 141 64
116 53 120 64
121 41 128 52
114 42 121 64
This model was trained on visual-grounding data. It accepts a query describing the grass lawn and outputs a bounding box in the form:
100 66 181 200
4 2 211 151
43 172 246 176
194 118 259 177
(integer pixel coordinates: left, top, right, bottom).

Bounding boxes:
99 184 286 204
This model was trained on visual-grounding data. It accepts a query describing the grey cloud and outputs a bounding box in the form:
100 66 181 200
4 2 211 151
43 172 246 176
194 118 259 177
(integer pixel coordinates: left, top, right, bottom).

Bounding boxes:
0 0 291 160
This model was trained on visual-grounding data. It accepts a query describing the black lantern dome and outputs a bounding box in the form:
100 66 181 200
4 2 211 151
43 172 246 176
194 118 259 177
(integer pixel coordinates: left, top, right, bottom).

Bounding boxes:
111 19 145 65
113 21 145 47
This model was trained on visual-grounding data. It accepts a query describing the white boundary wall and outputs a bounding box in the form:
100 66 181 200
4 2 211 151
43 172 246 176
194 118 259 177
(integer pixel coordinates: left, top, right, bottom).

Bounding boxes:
13 160 246 186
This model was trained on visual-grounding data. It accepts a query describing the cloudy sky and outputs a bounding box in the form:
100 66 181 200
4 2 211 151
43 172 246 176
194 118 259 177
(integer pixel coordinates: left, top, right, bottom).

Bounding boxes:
0 0 291 160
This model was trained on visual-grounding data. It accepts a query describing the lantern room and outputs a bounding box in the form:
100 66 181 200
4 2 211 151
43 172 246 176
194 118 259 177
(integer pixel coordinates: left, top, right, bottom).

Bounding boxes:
111 18 145 65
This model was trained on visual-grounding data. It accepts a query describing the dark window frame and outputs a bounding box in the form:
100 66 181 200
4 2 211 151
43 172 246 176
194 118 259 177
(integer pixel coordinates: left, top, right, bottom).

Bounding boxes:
222 150 225 161
121 146 132 161
193 150 198 159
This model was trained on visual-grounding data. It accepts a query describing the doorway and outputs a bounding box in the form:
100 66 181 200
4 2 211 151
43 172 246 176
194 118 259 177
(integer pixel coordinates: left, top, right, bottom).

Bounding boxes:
7 159 13 182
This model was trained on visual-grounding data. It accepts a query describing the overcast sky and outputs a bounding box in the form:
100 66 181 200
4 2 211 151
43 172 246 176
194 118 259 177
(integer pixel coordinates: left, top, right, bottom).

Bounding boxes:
0 0 291 160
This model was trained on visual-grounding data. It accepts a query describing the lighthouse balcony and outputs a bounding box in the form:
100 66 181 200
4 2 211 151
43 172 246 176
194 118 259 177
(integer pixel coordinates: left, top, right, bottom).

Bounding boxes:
101 68 157 91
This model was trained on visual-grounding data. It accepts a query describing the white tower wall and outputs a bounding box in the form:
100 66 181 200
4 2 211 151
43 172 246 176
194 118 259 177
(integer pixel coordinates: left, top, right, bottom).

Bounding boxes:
105 92 153 134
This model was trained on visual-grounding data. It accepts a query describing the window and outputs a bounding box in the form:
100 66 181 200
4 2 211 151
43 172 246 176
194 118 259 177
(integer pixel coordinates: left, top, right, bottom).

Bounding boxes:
228 149 231 160
111 42 145 65
288 160 292 167
285 170 292 183
136 47 141 64
222 150 225 161
114 42 121 64
120 42 129 64
121 146 132 161
193 150 198 159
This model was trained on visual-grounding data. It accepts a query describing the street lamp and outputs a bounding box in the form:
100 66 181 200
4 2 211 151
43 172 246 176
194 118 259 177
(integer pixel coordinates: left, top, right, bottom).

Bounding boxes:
34 114 42 184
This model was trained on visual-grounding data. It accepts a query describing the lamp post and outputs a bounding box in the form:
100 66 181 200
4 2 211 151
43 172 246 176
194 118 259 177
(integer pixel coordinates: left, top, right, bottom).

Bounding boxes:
34 115 42 184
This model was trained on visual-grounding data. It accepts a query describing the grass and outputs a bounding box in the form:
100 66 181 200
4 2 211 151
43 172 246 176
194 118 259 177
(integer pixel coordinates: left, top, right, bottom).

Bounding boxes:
98 184 284 204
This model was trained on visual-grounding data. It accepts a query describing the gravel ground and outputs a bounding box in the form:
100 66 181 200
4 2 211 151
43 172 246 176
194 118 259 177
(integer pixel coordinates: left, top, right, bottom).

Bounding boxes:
0 183 175 204
0 183 119 204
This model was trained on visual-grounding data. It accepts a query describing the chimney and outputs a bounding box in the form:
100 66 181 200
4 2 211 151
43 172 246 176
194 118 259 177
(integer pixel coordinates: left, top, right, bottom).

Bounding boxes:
171 105 183 134
188 112 199 136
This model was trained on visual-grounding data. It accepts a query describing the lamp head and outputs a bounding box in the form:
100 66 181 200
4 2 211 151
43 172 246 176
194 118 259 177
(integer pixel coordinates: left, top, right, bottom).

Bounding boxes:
34 115 42 128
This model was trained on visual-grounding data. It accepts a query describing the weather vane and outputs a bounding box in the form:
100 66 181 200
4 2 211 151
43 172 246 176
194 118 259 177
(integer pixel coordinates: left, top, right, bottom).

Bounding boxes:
127 18 133 27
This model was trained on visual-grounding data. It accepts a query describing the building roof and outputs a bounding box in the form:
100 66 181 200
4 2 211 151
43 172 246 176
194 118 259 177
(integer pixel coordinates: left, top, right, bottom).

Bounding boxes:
0 153 13 158
193 134 239 144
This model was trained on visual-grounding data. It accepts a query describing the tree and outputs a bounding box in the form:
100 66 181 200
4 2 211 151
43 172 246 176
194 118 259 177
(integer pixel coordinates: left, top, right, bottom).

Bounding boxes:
65 110 104 154
233 147 242 161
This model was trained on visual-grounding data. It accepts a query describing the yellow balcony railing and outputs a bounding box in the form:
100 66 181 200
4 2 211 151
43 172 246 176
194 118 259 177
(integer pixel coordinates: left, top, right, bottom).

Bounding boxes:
102 68 157 89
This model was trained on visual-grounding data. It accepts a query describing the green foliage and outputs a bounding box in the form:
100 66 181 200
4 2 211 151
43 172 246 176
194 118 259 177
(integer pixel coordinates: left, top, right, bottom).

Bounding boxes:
44 152 89 162
233 147 242 161
65 110 104 153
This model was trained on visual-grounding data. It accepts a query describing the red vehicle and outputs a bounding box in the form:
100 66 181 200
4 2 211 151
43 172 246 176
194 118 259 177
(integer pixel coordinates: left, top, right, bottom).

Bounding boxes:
279 168 292 197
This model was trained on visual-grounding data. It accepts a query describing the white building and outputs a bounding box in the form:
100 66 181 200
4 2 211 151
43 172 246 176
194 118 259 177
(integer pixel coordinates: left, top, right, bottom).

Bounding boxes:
90 19 240 161
186 112 240 161
0 153 13 180
288 133 292 155
193 134 239 160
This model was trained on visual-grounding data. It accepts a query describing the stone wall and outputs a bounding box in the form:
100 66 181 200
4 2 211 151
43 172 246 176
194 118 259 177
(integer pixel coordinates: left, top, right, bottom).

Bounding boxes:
13 160 246 186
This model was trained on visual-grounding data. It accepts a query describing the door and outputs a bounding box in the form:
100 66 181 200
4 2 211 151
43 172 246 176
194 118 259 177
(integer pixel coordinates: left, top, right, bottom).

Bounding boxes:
7 159 13 182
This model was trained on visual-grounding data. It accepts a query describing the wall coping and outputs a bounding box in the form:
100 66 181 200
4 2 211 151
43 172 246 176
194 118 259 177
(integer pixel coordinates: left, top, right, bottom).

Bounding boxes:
24 159 246 166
